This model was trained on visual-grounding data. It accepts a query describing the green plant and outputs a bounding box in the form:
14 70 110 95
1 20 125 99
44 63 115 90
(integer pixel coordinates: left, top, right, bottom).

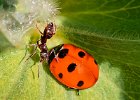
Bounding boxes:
0 0 140 100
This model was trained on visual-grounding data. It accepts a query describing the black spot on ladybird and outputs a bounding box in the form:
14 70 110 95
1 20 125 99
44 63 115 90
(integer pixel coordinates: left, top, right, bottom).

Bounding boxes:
78 51 85 58
94 60 97 65
77 81 84 87
58 73 63 78
67 63 76 72
58 49 68 58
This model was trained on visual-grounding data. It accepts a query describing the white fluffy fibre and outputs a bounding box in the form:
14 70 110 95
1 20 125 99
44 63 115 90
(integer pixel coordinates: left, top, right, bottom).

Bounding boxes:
0 0 59 46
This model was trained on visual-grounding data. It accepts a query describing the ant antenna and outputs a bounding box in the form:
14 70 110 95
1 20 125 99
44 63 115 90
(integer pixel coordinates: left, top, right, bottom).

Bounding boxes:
36 24 43 35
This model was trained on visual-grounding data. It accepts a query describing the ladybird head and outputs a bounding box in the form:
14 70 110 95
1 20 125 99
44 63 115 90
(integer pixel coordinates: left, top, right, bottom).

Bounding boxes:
44 22 56 39
48 44 64 64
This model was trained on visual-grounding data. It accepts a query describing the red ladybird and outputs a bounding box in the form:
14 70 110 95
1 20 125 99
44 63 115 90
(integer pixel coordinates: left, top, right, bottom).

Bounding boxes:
48 44 99 90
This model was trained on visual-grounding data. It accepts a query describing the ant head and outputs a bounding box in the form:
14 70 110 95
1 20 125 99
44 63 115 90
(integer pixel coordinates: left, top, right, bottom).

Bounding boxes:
44 22 56 39
48 22 53 27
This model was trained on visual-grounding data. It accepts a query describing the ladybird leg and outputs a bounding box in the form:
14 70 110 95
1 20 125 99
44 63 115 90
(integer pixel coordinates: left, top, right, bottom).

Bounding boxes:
76 89 80 96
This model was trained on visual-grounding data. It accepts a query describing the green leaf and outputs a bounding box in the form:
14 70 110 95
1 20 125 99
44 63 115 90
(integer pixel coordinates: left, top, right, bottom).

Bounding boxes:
0 0 140 100
57 0 140 99
0 0 17 11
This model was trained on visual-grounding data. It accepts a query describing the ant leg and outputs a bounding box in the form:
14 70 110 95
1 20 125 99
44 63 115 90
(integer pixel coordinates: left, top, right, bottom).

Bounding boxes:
37 62 42 78
19 45 29 65
25 39 41 62
38 63 40 78
25 44 38 62
29 62 36 79
36 24 43 35
31 68 35 79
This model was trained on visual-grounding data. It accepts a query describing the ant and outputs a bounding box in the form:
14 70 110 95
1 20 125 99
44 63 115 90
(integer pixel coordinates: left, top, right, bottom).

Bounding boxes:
26 22 56 77
36 22 56 62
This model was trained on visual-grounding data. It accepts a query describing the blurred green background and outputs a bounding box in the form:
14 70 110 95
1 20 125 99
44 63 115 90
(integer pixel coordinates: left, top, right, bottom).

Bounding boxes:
0 0 140 100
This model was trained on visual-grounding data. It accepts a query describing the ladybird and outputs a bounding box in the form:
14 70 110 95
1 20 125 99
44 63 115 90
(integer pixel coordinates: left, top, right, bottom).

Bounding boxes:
48 44 99 90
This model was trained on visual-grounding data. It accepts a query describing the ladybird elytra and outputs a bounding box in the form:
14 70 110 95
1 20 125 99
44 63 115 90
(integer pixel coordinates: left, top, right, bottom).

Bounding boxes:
49 44 99 89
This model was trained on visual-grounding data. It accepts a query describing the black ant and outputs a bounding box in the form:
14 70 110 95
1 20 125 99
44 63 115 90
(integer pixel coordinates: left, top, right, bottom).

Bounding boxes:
36 22 56 62
27 22 55 61
26 22 56 77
